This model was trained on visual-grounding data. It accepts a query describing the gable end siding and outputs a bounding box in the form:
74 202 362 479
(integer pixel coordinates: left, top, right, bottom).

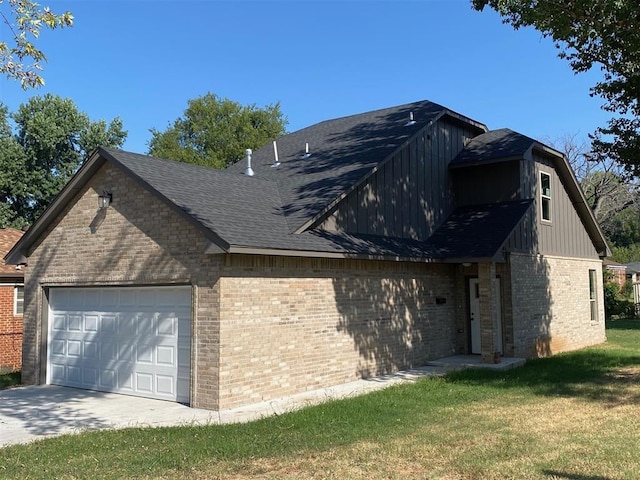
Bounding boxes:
532 154 599 259
503 154 599 259
21 163 223 409
452 161 521 207
318 119 478 240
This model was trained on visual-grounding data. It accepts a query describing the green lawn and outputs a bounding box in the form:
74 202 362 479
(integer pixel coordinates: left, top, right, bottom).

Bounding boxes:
1 320 639 479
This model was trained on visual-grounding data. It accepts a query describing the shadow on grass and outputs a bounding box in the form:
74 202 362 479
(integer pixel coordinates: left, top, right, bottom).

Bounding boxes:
445 323 640 407
543 470 611 480
605 318 640 330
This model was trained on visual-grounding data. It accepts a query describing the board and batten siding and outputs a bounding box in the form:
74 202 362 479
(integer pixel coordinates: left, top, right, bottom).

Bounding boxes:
452 161 520 207
318 119 479 241
504 152 599 259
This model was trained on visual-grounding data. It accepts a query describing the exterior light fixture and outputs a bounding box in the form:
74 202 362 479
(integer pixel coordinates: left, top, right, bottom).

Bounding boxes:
98 192 112 209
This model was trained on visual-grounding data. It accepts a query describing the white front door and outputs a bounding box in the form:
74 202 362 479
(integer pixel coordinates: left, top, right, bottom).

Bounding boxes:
47 286 192 403
469 278 503 355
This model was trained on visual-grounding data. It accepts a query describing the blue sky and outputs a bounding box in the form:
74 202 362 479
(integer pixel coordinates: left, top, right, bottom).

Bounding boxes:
1 0 608 154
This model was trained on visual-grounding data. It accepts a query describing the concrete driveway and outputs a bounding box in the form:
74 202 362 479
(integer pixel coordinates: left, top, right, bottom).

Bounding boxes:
0 385 217 447
0 364 460 448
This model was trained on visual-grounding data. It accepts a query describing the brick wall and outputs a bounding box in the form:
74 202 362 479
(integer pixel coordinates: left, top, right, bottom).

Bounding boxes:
217 255 457 409
22 160 463 411
510 253 605 357
0 285 22 372
23 162 222 409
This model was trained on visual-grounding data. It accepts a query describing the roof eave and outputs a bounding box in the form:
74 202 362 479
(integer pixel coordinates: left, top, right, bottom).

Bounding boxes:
532 144 611 258
4 148 107 265
99 147 231 254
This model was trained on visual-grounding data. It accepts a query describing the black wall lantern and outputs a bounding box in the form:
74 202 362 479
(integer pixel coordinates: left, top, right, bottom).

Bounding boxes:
98 191 112 209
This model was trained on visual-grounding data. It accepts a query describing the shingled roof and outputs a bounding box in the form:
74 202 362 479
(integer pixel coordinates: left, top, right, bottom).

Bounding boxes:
4 99 608 264
0 229 24 277
225 99 485 232
450 128 537 168
100 148 521 261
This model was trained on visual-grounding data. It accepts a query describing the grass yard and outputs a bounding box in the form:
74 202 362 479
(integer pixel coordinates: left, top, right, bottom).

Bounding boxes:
1 320 640 479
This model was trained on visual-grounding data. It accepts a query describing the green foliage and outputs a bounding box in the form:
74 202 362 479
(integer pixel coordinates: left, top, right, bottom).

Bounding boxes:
472 0 640 174
0 371 20 390
0 94 127 227
0 0 73 88
578 170 640 247
603 272 635 319
609 243 640 263
148 93 287 169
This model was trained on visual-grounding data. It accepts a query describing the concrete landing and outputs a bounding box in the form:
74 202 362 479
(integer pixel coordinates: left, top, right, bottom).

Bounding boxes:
428 355 526 371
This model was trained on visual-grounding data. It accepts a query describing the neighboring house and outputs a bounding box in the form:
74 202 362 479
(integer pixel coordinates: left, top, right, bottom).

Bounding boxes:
603 259 627 289
5 100 609 411
625 262 640 284
0 228 25 373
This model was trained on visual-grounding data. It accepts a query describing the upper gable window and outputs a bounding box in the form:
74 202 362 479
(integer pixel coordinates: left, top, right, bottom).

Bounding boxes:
540 171 551 222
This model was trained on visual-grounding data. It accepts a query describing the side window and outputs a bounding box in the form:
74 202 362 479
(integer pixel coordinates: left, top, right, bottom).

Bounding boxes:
540 171 551 222
589 270 597 322
14 285 24 316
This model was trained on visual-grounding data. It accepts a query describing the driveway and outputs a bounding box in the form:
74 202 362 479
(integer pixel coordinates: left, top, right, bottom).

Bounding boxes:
0 365 458 448
0 385 217 447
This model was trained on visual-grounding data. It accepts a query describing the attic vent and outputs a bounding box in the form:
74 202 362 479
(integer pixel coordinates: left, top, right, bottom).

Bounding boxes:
405 111 416 126
301 142 311 159
271 140 280 167
243 148 254 176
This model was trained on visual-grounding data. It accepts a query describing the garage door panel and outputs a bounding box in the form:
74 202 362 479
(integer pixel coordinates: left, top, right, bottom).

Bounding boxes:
157 315 175 336
83 367 98 385
68 315 82 331
84 340 99 359
84 315 99 332
48 287 191 403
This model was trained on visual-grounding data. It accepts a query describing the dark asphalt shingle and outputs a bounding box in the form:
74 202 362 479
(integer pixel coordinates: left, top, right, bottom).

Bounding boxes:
450 128 536 167
99 104 529 260
225 100 457 232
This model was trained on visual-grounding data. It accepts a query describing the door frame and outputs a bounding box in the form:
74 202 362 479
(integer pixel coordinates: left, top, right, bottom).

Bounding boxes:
468 277 503 355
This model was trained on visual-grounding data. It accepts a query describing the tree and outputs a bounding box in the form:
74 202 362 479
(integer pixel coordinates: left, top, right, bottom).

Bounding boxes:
548 132 640 248
0 0 73 88
472 0 640 174
148 93 287 169
0 94 127 227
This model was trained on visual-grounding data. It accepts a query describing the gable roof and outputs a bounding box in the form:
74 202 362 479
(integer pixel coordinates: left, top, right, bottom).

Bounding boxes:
4 100 608 264
450 128 536 167
450 128 610 257
225 100 486 233
0 228 24 278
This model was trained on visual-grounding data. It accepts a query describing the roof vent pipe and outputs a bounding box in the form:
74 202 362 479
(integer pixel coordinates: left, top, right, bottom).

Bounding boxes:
302 142 311 159
271 140 280 167
243 148 254 176
406 111 416 126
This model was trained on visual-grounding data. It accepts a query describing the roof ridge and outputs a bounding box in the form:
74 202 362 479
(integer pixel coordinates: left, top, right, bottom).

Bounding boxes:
99 146 280 187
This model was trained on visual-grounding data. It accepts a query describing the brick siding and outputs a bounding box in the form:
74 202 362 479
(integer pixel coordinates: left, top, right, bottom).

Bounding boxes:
510 253 605 357
217 255 457 409
0 285 22 372
23 162 222 409
21 159 607 411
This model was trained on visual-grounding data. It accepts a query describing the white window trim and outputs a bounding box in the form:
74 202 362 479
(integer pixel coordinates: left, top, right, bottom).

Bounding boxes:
14 284 24 316
588 270 598 323
540 170 552 223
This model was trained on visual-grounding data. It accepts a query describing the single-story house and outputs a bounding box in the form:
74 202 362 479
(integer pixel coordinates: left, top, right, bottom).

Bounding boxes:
5 100 609 410
0 228 25 373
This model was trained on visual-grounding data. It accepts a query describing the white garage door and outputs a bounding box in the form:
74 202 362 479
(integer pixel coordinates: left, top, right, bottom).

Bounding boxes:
47 286 191 403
